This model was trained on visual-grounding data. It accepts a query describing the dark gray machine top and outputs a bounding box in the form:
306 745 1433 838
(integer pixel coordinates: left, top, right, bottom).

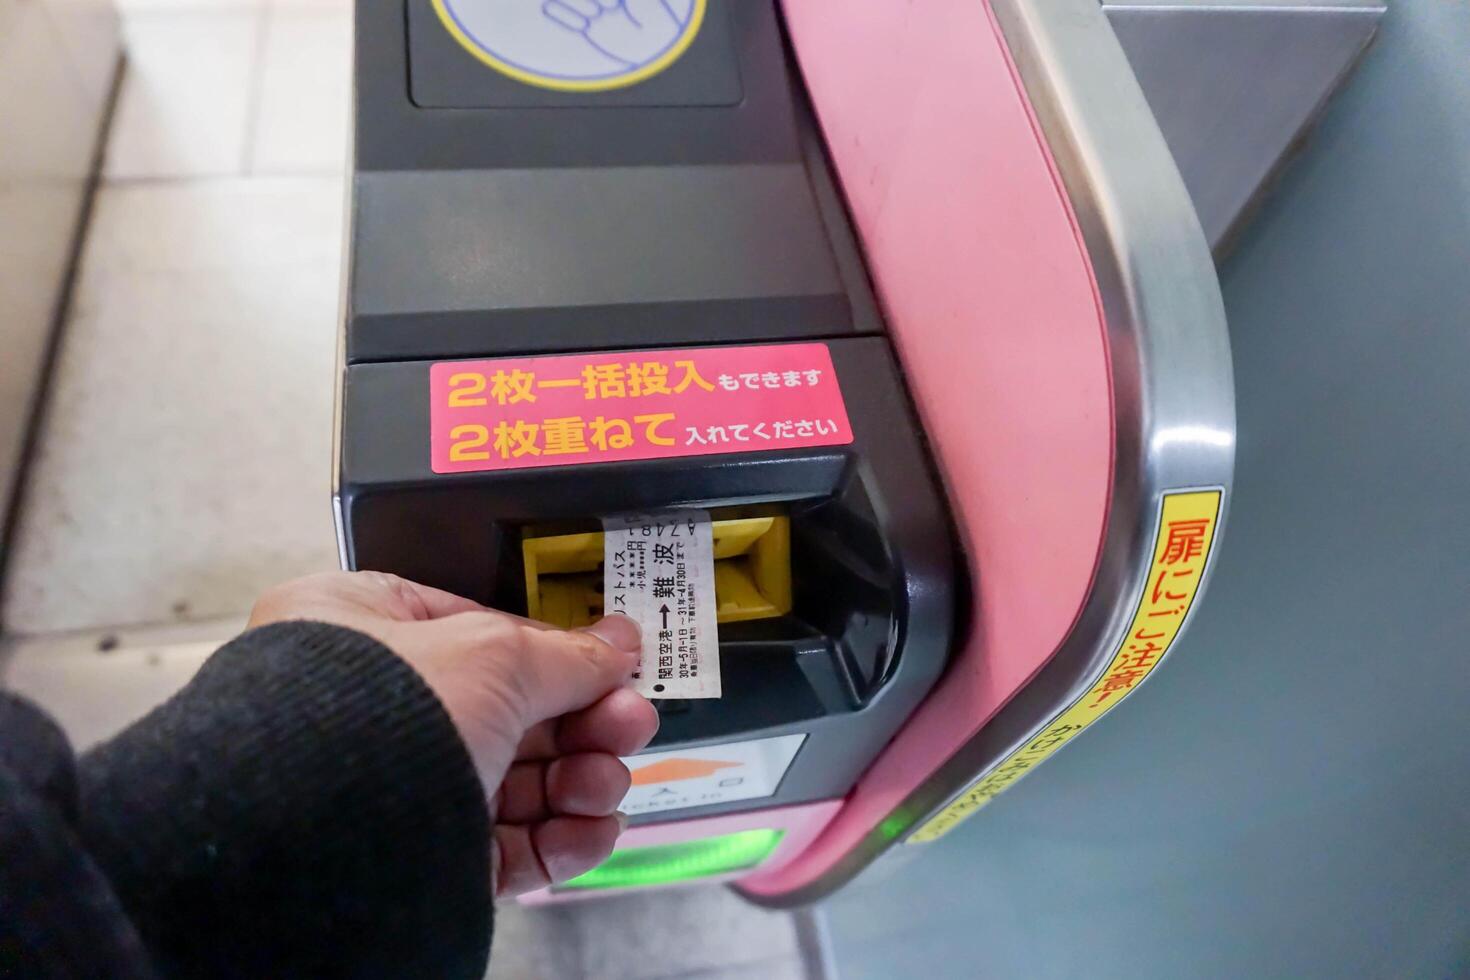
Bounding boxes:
407 0 745 109
347 0 876 364
339 0 955 833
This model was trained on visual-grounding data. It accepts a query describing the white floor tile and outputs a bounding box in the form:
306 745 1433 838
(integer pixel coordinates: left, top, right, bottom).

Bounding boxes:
42 0 125 108
1 616 240 749
567 886 802 978
1 178 345 635
82 171 344 271
485 902 586 980
679 957 809 980
269 0 352 13
490 885 807 980
105 7 262 179
0 182 86 531
0 0 99 178
250 4 351 175
113 0 260 16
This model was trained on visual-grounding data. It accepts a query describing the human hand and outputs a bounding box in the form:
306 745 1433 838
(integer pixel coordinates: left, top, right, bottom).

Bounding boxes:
542 0 687 66
248 571 658 896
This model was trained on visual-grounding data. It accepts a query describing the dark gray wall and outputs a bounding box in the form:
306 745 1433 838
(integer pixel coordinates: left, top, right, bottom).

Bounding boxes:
824 4 1470 977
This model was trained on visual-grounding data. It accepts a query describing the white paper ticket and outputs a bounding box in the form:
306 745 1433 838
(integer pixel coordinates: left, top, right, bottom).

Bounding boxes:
603 511 721 699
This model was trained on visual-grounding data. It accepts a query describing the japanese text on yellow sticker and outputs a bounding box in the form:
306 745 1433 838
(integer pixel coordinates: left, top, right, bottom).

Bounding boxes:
908 489 1223 843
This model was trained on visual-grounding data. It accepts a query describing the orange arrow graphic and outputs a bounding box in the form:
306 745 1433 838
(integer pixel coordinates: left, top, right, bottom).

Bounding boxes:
631 758 742 786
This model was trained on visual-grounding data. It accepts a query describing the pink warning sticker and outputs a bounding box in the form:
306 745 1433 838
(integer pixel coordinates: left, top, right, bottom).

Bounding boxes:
429 343 853 474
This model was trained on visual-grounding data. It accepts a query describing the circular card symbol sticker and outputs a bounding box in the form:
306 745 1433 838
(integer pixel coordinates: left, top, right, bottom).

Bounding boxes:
432 0 708 92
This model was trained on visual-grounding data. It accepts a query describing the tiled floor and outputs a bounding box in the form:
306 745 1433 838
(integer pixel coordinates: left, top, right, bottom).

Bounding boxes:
2 0 348 634
0 1 829 976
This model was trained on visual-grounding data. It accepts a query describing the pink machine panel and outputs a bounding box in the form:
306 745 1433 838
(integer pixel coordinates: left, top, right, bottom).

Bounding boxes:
741 0 1113 898
513 0 1113 906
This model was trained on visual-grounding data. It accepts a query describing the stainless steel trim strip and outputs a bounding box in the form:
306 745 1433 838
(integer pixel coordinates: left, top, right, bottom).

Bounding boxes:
902 0 1237 835
331 73 357 573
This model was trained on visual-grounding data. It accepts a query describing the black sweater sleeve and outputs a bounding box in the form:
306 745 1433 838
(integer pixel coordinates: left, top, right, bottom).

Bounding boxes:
0 621 493 980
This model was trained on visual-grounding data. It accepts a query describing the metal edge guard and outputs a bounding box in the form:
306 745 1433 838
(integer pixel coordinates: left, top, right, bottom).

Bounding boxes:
901 0 1237 845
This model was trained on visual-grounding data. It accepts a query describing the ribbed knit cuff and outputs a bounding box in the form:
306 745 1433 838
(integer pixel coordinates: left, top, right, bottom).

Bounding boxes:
76 621 492 979
0 693 77 820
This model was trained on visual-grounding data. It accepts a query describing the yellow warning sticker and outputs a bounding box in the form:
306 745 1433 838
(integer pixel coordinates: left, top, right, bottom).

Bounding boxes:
908 489 1223 844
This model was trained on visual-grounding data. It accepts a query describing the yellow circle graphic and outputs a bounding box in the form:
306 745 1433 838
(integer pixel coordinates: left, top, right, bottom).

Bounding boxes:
432 0 708 93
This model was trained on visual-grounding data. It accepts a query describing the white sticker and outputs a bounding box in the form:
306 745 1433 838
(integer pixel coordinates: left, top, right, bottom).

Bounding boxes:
604 511 720 699
620 735 807 815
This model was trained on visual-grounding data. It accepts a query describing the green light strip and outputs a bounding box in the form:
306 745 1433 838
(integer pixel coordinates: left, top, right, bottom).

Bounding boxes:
559 828 785 892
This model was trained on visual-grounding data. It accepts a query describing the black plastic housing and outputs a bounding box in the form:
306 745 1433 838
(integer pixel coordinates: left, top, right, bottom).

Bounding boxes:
340 337 953 822
339 0 956 825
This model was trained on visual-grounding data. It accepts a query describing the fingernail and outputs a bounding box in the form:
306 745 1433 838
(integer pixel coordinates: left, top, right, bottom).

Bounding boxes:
583 614 641 654
615 810 630 834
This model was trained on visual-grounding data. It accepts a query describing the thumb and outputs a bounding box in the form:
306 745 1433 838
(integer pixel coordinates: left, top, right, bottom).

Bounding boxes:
499 616 642 726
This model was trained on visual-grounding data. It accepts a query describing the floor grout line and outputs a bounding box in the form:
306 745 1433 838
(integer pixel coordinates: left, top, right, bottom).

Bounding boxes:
0 52 126 635
98 171 345 188
239 0 274 176
1 613 247 649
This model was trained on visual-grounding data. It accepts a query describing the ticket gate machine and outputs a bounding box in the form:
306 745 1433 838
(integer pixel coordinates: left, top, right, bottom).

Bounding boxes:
336 0 1379 904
